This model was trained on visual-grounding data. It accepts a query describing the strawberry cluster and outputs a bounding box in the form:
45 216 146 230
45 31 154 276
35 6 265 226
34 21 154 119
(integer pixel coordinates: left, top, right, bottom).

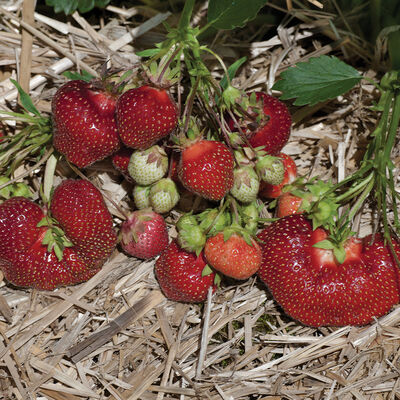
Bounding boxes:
1 29 400 330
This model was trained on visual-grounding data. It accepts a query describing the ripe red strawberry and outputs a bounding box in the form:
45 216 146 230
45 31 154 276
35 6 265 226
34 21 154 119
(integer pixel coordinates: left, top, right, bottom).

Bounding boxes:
0 180 117 290
116 85 178 149
155 241 217 302
204 231 262 280
178 140 234 201
257 214 400 327
259 153 297 199
120 209 169 259
52 80 120 168
276 192 303 218
247 93 291 155
111 146 134 181
50 179 117 269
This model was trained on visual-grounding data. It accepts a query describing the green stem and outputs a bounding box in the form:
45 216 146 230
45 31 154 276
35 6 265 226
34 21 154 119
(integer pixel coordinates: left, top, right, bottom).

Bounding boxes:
335 172 374 203
178 0 195 30
382 92 400 162
346 175 375 223
200 47 230 85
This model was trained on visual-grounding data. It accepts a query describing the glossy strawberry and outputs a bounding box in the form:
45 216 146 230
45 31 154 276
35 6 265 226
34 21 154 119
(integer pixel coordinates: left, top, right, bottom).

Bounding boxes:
0 180 117 290
205 232 262 280
120 209 169 259
247 93 291 155
178 140 234 201
276 192 303 218
116 85 178 149
259 153 297 199
155 241 216 302
257 214 400 327
50 179 117 268
52 80 120 168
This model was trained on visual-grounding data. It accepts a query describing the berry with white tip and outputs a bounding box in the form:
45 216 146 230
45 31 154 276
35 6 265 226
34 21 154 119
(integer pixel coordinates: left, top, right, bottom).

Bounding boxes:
128 145 168 185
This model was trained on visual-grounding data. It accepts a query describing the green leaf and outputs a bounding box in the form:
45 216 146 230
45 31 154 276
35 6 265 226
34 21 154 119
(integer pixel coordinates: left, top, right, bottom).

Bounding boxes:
178 0 196 30
53 242 64 261
333 246 346 264
272 56 363 106
10 79 40 116
63 70 95 82
201 264 213 277
312 239 335 250
42 229 54 246
220 57 247 90
136 48 160 58
207 0 267 30
37 217 50 228
77 0 94 13
46 0 78 14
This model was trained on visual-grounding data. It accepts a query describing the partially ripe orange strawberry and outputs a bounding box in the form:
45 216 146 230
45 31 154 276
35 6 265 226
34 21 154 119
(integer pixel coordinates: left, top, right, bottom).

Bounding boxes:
204 231 262 280
276 192 303 218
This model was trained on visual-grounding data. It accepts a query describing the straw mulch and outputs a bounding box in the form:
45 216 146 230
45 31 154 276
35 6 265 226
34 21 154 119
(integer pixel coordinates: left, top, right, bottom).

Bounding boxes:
1 1 400 399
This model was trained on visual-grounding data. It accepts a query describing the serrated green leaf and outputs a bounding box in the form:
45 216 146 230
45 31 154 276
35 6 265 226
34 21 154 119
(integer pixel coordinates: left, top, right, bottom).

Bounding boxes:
62 70 94 82
207 0 267 30
272 56 363 106
10 79 40 116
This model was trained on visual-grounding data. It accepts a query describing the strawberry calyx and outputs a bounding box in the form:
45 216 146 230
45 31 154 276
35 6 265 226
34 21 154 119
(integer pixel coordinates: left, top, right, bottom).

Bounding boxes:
37 214 74 261
176 213 206 255
311 226 361 266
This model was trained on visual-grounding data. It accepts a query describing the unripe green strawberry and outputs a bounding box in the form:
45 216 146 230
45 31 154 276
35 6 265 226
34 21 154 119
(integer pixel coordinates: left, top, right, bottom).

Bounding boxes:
198 208 231 236
176 213 206 254
133 184 151 209
256 155 284 185
176 214 197 230
241 201 260 234
149 178 180 213
128 145 168 185
230 166 260 203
